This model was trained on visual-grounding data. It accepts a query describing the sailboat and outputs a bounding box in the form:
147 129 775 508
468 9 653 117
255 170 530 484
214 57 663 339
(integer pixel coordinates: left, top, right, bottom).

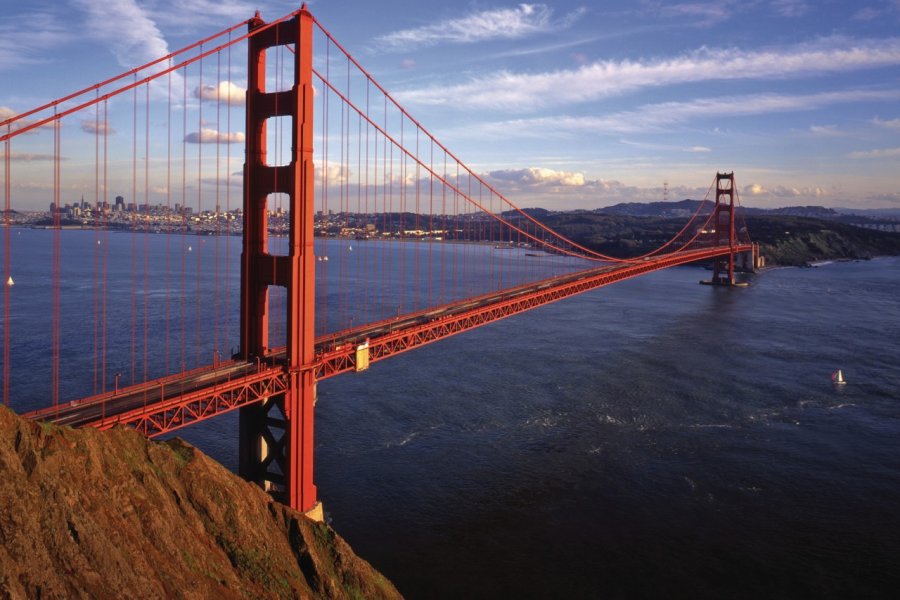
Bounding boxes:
832 369 846 385
6 276 12 286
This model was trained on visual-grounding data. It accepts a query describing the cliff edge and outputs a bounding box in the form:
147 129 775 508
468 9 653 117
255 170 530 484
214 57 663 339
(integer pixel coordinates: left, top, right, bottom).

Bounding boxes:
0 405 402 600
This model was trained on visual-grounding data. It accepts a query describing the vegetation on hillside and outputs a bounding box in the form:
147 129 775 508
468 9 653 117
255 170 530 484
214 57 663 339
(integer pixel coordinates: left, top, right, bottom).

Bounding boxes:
532 212 900 267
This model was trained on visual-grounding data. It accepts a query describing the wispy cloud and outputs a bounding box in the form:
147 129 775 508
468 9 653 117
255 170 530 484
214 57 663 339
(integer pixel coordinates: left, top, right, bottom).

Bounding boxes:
395 37 900 111
619 139 712 153
374 4 585 51
872 117 900 130
145 0 259 28
645 1 734 26
465 90 900 137
849 147 900 159
71 0 169 69
769 0 810 18
808 124 844 137
0 10 73 71
0 151 60 162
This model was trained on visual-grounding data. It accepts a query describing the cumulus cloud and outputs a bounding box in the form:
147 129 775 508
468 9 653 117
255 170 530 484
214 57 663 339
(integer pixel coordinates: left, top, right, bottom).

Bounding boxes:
744 184 768 195
317 164 352 184
195 81 246 105
184 129 245 144
744 183 827 197
375 4 585 51
0 106 59 136
849 147 900 159
80 120 115 135
395 37 900 111
488 167 586 187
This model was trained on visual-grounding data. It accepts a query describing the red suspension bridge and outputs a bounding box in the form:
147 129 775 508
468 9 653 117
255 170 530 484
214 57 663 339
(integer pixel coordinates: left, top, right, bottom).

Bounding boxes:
1 5 755 516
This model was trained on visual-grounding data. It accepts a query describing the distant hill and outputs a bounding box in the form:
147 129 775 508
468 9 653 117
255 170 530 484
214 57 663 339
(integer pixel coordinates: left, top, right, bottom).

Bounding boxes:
597 200 842 219
531 209 900 266
596 199 701 217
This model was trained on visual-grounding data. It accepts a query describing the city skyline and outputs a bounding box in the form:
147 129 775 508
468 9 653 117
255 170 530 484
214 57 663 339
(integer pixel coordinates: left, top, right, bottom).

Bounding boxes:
2 0 900 211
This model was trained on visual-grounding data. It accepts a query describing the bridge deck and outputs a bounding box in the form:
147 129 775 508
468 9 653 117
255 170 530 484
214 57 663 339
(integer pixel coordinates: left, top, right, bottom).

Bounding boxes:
26 245 751 436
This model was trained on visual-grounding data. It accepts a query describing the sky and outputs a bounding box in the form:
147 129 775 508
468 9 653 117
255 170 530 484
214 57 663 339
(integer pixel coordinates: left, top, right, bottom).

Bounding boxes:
2 0 900 211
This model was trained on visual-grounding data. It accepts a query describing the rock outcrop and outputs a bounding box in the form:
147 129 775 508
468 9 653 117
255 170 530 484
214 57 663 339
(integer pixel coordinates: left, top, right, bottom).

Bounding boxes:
0 405 402 599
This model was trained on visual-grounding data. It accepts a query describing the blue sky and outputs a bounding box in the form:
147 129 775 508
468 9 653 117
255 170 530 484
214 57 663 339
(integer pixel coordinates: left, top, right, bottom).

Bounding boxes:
2 0 900 210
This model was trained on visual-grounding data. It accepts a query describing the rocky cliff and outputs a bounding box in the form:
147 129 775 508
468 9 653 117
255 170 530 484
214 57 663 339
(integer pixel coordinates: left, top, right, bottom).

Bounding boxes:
0 406 402 600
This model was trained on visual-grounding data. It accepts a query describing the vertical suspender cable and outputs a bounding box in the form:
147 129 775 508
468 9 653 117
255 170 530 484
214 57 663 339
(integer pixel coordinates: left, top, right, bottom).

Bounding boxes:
2 122 10 406
51 115 61 411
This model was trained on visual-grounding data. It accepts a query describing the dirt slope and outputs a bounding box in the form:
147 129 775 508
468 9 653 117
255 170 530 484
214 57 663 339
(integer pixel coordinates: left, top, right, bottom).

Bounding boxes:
0 406 402 599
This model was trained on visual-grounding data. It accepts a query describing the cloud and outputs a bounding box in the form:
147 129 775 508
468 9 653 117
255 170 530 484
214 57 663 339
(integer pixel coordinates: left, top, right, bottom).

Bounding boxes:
464 89 900 138
487 167 586 187
866 192 900 205
848 147 900 159
619 139 712 152
394 37 900 111
72 0 169 69
647 1 734 26
184 129 245 144
374 4 585 51
769 0 809 17
872 117 900 130
145 0 259 28
808 124 843 137
0 151 60 162
80 120 115 135
0 106 57 135
853 7 882 21
744 184 768 196
400 58 416 70
0 10 73 70
744 183 827 197
317 164 352 184
195 81 246 105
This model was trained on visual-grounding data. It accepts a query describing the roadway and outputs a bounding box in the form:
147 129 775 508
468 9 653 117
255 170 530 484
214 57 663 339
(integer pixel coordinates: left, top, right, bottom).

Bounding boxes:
27 244 750 434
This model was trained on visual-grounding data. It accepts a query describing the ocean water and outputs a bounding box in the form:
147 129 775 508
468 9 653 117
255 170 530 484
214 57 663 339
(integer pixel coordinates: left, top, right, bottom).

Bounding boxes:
4 229 900 598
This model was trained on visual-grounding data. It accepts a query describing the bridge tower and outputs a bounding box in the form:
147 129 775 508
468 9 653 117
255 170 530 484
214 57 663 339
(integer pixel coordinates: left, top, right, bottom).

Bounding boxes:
238 6 320 516
710 172 737 285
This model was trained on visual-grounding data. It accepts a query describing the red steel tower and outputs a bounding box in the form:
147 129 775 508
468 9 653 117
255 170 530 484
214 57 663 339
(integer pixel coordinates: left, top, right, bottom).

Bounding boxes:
710 172 737 285
238 6 319 516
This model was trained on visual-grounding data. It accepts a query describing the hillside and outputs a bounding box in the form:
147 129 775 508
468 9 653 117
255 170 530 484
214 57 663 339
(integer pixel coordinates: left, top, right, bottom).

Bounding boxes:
0 406 402 600
530 211 900 267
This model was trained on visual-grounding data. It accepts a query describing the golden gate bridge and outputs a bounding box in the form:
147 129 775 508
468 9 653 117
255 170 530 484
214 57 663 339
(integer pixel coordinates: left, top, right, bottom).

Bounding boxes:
1 5 755 517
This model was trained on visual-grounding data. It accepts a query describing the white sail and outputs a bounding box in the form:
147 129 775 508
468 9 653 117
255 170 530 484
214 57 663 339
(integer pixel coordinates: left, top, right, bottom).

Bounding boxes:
6 276 12 286
833 369 846 384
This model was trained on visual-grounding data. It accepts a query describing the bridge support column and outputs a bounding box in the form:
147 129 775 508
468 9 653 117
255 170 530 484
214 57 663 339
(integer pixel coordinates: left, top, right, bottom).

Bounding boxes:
709 172 737 286
238 5 319 517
